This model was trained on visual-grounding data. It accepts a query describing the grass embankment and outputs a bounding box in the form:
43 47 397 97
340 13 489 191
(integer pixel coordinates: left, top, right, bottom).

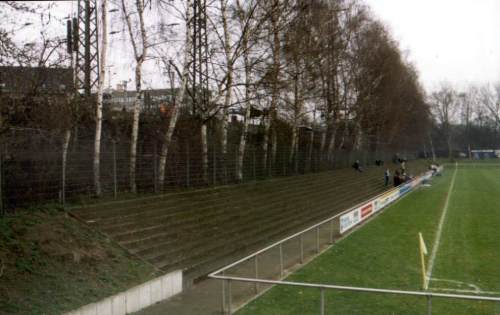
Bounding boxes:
239 168 500 314
0 206 158 315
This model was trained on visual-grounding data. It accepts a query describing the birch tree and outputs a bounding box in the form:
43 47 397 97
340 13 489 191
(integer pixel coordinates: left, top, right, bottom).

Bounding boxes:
233 0 263 181
94 0 108 196
157 0 193 191
121 0 148 193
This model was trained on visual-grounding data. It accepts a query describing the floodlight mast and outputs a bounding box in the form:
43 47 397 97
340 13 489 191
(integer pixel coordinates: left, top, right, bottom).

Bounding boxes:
76 0 100 96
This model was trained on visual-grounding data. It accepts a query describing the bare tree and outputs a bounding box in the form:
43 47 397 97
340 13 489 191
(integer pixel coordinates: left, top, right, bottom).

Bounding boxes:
93 0 109 196
157 0 193 191
431 83 458 158
121 0 148 193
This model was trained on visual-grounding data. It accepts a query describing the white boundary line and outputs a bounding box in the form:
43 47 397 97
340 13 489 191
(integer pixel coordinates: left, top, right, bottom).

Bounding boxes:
426 163 458 286
431 287 500 296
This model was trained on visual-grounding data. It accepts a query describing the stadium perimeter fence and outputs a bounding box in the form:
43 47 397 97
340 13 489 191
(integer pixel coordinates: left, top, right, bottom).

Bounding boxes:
0 128 412 213
208 166 500 315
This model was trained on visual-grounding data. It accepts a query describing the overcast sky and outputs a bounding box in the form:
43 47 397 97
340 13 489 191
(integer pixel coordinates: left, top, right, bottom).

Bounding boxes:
366 0 500 91
5 0 500 93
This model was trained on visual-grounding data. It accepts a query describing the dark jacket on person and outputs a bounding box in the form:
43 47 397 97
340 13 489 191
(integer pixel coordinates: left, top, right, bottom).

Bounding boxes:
393 173 401 187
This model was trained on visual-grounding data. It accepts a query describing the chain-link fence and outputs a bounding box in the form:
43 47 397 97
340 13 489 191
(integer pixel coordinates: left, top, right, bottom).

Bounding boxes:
0 128 417 212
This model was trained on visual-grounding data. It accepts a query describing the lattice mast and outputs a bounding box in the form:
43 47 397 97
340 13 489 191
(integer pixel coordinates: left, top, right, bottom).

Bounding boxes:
191 0 210 116
75 0 100 96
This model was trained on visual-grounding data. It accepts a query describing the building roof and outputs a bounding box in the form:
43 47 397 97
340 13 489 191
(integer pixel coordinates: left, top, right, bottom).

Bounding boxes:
0 66 74 95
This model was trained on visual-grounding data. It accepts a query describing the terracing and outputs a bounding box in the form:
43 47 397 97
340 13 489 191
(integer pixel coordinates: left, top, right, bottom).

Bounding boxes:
71 161 429 285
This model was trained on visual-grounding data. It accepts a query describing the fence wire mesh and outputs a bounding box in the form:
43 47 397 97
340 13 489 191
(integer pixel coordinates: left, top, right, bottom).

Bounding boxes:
0 128 415 211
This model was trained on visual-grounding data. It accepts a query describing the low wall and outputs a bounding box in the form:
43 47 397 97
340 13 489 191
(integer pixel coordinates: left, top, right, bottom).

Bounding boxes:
339 167 442 235
64 269 182 315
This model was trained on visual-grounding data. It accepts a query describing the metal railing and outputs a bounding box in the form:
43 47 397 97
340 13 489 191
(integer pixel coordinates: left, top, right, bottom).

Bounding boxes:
210 275 500 315
208 166 500 314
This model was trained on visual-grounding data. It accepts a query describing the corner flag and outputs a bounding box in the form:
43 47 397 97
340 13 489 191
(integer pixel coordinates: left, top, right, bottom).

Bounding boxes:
419 232 428 290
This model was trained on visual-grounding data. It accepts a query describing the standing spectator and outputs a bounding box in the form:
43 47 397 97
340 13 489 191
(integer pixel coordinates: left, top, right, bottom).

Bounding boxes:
352 160 363 172
384 169 390 186
393 170 401 187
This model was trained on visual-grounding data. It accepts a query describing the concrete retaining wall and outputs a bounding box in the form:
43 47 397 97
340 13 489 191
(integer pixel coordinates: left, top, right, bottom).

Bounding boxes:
64 270 182 315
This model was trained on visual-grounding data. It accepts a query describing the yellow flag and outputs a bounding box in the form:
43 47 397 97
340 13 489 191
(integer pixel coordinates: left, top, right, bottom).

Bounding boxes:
419 232 428 290
419 232 428 255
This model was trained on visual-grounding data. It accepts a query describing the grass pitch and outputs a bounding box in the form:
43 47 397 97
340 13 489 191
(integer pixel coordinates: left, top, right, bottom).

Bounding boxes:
238 164 500 314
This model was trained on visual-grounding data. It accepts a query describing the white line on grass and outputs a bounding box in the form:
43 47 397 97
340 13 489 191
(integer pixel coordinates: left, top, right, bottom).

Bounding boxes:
429 278 481 293
430 287 500 296
426 163 458 288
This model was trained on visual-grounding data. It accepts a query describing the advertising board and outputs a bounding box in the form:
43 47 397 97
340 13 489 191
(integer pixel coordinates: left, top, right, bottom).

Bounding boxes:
374 189 400 212
399 183 412 195
339 208 361 234
360 202 374 219
338 166 444 235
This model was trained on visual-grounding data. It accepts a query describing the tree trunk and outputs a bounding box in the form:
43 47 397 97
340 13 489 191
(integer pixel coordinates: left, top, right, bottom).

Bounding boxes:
262 116 270 171
129 60 143 193
429 132 436 161
264 0 281 175
122 0 147 194
447 133 452 159
289 125 297 165
271 128 277 172
220 0 233 174
353 119 363 151
338 111 349 150
319 129 326 161
327 124 337 162
94 0 108 196
236 105 251 181
62 129 71 205
158 2 193 191
236 26 252 182
308 128 314 171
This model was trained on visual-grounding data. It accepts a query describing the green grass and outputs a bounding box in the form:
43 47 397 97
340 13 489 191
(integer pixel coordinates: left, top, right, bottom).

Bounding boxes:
0 206 158 315
238 166 500 314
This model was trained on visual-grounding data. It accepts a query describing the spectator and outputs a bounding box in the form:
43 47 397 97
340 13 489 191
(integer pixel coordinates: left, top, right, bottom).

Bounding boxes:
384 169 390 186
375 159 384 166
352 160 363 172
429 163 438 175
402 171 412 182
401 160 406 171
393 170 401 187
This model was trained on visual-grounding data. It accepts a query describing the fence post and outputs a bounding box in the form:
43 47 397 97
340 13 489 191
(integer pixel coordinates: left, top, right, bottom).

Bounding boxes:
61 131 73 208
320 288 325 315
330 219 335 244
295 147 299 174
279 243 284 278
0 149 3 215
254 255 259 293
316 226 320 253
300 234 304 264
153 144 158 193
253 146 256 180
227 279 232 315
221 272 226 314
213 142 216 185
186 142 190 187
113 141 117 199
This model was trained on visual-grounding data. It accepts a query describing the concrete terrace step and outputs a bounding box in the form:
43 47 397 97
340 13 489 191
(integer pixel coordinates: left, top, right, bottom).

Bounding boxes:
154 182 386 274
103 173 382 245
70 161 429 284
96 172 333 234
73 167 367 220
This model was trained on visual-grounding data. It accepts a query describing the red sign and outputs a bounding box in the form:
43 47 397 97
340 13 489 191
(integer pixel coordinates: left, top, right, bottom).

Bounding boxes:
361 203 373 218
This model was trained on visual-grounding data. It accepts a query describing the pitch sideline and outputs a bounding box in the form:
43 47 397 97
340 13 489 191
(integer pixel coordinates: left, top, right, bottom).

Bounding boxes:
426 163 458 287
